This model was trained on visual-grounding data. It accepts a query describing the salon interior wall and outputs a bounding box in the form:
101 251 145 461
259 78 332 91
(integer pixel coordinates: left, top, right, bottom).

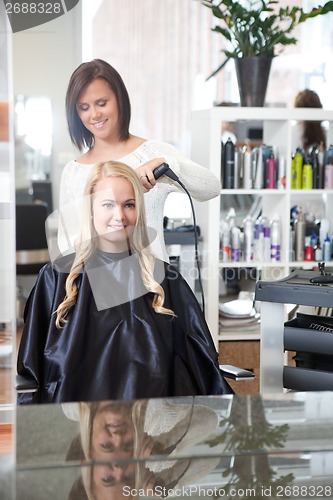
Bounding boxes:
88 0 219 156
12 3 82 212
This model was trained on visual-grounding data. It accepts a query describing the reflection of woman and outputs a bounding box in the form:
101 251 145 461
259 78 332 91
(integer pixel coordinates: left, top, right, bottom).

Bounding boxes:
64 398 220 499
58 58 221 261
17 162 233 404
294 89 326 151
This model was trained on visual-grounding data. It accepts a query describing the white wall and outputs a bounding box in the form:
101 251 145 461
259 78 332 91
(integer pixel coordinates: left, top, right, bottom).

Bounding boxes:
12 5 82 210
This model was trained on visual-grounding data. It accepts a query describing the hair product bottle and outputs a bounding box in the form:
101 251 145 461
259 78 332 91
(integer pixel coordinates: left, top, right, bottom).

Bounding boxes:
294 207 306 261
270 215 281 262
293 148 303 189
266 153 277 189
222 138 235 188
277 155 286 190
304 236 314 261
243 144 252 189
302 158 313 190
314 237 323 262
323 233 331 262
243 215 254 262
254 146 264 189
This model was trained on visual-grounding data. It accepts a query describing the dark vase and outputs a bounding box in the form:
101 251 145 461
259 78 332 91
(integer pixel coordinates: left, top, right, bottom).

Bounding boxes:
235 56 273 107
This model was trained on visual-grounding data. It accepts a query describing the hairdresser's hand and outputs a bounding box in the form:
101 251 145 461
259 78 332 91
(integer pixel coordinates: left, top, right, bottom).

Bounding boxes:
135 158 166 192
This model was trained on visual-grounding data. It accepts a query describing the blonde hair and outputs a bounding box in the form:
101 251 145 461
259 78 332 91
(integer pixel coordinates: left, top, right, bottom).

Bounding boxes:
55 161 174 327
78 401 149 500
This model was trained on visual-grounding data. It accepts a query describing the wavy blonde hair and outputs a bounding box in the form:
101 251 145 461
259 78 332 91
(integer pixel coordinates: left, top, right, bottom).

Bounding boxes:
55 161 174 328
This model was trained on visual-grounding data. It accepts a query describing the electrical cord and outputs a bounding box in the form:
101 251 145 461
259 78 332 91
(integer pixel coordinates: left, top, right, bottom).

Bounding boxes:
153 163 205 315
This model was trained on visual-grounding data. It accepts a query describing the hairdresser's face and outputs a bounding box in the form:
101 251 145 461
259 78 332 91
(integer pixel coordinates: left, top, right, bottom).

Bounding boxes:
92 463 136 500
76 78 120 141
92 176 137 253
91 402 134 462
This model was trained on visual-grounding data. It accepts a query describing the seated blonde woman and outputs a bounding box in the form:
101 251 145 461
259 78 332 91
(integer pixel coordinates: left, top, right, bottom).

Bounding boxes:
17 161 233 404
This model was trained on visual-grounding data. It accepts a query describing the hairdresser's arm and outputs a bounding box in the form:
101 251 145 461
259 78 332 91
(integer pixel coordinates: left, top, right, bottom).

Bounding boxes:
136 141 221 200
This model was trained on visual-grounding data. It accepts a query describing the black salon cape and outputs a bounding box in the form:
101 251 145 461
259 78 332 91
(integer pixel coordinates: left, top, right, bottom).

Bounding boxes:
17 250 233 404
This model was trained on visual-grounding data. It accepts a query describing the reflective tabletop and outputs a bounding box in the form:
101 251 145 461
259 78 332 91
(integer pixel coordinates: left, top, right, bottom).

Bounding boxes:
2 392 333 499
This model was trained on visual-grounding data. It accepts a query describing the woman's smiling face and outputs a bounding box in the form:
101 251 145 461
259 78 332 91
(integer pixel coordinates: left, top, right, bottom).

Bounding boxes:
92 175 136 253
76 77 120 142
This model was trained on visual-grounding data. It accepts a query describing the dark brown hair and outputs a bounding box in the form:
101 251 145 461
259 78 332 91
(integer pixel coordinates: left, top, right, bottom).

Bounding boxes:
65 59 131 151
294 89 326 150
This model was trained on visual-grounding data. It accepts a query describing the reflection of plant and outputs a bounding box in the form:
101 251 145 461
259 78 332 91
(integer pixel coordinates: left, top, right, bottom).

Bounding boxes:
201 0 333 78
207 396 294 498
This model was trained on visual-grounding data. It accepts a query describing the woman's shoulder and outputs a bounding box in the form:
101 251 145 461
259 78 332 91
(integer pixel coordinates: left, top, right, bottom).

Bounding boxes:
140 139 179 154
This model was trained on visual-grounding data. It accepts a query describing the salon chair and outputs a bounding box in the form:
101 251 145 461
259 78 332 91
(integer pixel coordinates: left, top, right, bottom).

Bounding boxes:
16 201 50 276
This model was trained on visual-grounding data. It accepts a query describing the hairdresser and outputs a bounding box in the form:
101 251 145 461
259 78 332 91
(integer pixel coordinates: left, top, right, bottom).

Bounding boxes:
294 88 327 152
58 58 221 260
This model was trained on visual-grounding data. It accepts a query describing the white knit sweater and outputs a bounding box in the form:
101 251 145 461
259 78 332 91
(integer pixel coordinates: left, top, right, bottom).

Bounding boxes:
58 140 221 261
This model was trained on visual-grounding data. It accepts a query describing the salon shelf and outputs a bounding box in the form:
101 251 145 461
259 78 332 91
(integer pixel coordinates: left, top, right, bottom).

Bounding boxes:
191 106 333 346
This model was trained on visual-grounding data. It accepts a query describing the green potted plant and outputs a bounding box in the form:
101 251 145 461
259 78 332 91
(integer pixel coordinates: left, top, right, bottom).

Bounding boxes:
202 0 333 106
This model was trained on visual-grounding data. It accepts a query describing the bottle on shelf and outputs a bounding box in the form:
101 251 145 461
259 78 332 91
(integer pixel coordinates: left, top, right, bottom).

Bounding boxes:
243 215 254 262
243 144 253 189
302 156 313 190
314 237 323 262
323 233 332 262
222 138 235 189
304 236 314 262
310 146 320 189
294 207 306 261
254 146 264 189
277 155 286 190
270 215 281 262
291 148 304 189
231 226 241 262
324 155 333 189
266 152 277 189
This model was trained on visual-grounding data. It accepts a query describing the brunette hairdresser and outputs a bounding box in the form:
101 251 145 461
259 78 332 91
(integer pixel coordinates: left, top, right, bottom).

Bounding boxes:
58 58 221 261
66 59 131 149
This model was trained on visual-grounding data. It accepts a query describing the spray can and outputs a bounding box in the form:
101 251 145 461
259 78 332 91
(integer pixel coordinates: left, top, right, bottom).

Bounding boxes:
294 148 303 189
294 207 306 261
315 238 323 262
318 142 325 189
270 215 281 262
302 159 313 190
310 147 320 189
263 221 271 261
304 236 314 262
231 227 241 262
255 215 268 261
261 145 272 186
324 159 333 189
243 215 254 262
325 144 333 166
266 153 277 189
243 144 253 189
254 146 264 189
277 155 286 190
234 149 240 189
222 227 231 262
223 138 235 189
323 233 332 262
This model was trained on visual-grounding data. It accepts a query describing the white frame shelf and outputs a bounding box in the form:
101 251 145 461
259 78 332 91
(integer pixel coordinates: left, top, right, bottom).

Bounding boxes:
191 107 333 346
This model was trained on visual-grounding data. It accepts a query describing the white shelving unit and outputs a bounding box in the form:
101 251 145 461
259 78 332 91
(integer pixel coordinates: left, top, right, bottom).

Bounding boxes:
191 107 333 346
